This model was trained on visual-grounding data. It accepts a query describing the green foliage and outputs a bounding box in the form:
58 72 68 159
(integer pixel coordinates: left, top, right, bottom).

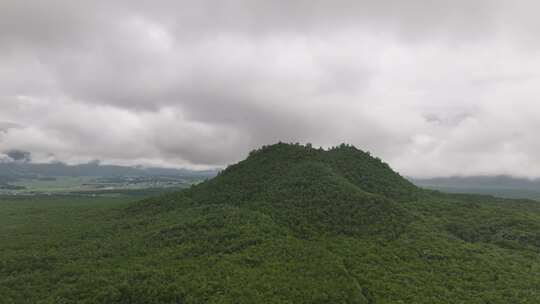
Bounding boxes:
2 143 540 303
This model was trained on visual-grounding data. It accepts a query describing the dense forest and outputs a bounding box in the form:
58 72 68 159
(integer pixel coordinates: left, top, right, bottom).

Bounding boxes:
2 143 540 303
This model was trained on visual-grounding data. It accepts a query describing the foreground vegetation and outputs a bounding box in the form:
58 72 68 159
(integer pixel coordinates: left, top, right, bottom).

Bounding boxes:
2 143 540 303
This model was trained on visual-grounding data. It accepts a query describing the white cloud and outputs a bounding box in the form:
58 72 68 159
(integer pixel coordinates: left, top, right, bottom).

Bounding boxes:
1 1 540 176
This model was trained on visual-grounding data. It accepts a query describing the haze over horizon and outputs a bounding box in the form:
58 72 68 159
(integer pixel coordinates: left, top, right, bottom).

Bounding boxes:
2 1 540 178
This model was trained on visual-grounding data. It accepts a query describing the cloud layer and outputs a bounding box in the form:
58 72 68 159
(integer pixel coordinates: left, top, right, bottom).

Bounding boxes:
2 1 540 177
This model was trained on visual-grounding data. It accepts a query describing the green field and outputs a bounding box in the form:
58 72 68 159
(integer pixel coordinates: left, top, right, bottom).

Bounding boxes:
11 176 97 193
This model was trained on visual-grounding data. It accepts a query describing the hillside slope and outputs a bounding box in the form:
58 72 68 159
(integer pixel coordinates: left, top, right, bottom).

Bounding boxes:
2 143 540 303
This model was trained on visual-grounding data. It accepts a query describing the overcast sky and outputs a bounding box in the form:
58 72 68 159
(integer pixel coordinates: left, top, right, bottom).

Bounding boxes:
1 1 540 177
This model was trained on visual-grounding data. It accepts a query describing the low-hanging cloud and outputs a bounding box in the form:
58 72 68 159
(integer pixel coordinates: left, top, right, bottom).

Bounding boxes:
2 1 540 177
5 149 31 163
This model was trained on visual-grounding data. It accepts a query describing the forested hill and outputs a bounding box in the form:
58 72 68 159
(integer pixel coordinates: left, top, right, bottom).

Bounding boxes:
3 143 540 303
222 143 421 202
148 142 421 239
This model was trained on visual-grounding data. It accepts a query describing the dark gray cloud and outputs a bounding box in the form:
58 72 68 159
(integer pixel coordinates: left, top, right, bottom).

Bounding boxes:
1 1 540 176
6 149 31 162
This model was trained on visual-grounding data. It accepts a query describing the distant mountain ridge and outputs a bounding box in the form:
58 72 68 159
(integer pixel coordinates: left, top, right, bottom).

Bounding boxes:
412 175 540 188
0 161 218 182
412 175 540 200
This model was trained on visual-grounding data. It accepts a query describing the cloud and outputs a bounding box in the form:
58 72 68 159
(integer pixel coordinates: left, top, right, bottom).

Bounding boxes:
1 1 540 176
5 149 31 162
0 121 21 133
